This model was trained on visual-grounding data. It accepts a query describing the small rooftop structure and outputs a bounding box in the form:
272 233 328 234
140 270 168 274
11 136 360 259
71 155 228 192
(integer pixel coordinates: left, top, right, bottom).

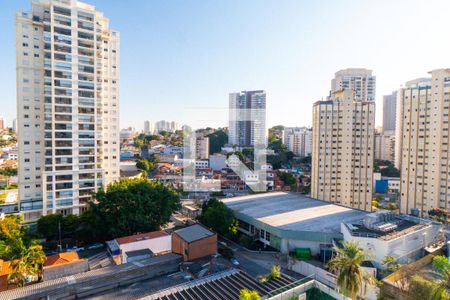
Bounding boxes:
116 231 169 245
107 230 172 265
173 224 215 243
345 211 432 241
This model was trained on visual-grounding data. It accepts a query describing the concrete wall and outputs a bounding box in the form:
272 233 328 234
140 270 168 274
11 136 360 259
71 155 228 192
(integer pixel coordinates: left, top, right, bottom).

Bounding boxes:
172 233 217 261
43 260 89 281
280 238 324 255
290 260 378 300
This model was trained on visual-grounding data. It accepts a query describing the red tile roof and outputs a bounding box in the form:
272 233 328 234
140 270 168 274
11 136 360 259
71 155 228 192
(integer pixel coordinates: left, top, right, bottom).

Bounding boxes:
116 230 168 245
44 252 85 269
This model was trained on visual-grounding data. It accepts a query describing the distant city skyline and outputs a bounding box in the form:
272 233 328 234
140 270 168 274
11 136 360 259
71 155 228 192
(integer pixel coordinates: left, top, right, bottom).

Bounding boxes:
2 0 450 130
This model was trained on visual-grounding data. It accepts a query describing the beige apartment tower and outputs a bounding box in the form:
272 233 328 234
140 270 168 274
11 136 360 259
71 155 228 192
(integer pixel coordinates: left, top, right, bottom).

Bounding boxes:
311 89 375 211
396 70 450 216
16 0 120 222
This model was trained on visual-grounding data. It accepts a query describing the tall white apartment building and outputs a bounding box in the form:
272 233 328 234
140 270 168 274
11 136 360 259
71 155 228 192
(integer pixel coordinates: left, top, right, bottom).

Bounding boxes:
16 0 120 222
331 68 376 101
282 127 312 158
143 120 154 134
195 133 209 160
383 91 397 133
396 70 450 216
155 120 178 133
374 129 395 163
228 90 266 147
311 89 375 211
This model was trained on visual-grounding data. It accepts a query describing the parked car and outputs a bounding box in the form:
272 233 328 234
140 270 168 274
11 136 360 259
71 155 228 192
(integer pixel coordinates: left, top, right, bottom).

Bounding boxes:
230 258 239 266
87 243 104 250
67 246 85 252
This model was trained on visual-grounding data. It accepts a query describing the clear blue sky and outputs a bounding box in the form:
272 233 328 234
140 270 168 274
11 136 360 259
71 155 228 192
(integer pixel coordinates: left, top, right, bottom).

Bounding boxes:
1 0 450 130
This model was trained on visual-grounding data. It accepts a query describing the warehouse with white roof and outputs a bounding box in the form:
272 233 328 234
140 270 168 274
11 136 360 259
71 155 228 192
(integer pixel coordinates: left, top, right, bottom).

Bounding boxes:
222 192 369 254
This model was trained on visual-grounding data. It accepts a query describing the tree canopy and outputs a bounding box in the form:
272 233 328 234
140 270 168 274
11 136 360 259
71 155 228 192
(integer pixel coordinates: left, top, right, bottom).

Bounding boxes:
199 199 238 238
0 215 45 287
86 178 180 240
136 159 154 173
278 171 297 186
208 130 228 154
37 214 80 242
327 241 374 299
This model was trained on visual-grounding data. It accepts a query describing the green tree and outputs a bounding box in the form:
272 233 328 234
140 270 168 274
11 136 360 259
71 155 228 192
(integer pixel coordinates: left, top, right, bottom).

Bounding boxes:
0 168 18 187
327 241 374 299
239 289 261 300
268 139 286 152
136 159 154 177
372 199 379 208
381 255 401 276
278 172 297 186
387 203 398 211
133 138 145 149
86 178 180 240
0 216 46 286
37 214 81 245
37 214 63 241
8 241 46 287
198 199 238 238
207 130 228 154
270 265 281 280
299 154 312 164
430 255 450 300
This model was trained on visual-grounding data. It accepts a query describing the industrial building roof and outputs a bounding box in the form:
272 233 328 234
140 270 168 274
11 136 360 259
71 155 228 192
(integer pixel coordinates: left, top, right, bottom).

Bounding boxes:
140 269 300 300
174 224 216 243
222 192 369 241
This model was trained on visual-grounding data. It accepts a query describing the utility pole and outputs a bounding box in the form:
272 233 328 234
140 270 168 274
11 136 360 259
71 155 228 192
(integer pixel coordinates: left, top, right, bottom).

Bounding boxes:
58 220 62 253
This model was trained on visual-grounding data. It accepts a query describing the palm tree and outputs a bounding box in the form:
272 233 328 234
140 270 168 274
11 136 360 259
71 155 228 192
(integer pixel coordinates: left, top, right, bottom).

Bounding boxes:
430 256 450 300
8 241 46 287
327 241 374 299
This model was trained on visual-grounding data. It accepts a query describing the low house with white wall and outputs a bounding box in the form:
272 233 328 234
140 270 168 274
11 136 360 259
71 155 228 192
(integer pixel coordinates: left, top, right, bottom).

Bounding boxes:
341 211 442 269
107 230 172 265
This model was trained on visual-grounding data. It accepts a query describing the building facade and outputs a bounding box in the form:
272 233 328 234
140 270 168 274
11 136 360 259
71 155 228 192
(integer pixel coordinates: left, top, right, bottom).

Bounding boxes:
16 0 120 221
143 120 154 134
383 91 397 133
195 133 209 160
374 129 395 163
0 117 4 130
155 120 178 133
228 90 266 147
282 127 312 158
331 68 376 101
396 70 450 216
311 89 375 211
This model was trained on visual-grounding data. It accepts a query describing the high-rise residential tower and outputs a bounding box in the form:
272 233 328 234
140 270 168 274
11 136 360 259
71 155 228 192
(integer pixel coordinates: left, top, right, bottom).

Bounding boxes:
331 68 376 101
143 120 154 134
228 90 266 147
396 70 450 216
16 0 120 222
311 89 375 211
282 127 312 158
382 91 397 133
0 117 4 130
